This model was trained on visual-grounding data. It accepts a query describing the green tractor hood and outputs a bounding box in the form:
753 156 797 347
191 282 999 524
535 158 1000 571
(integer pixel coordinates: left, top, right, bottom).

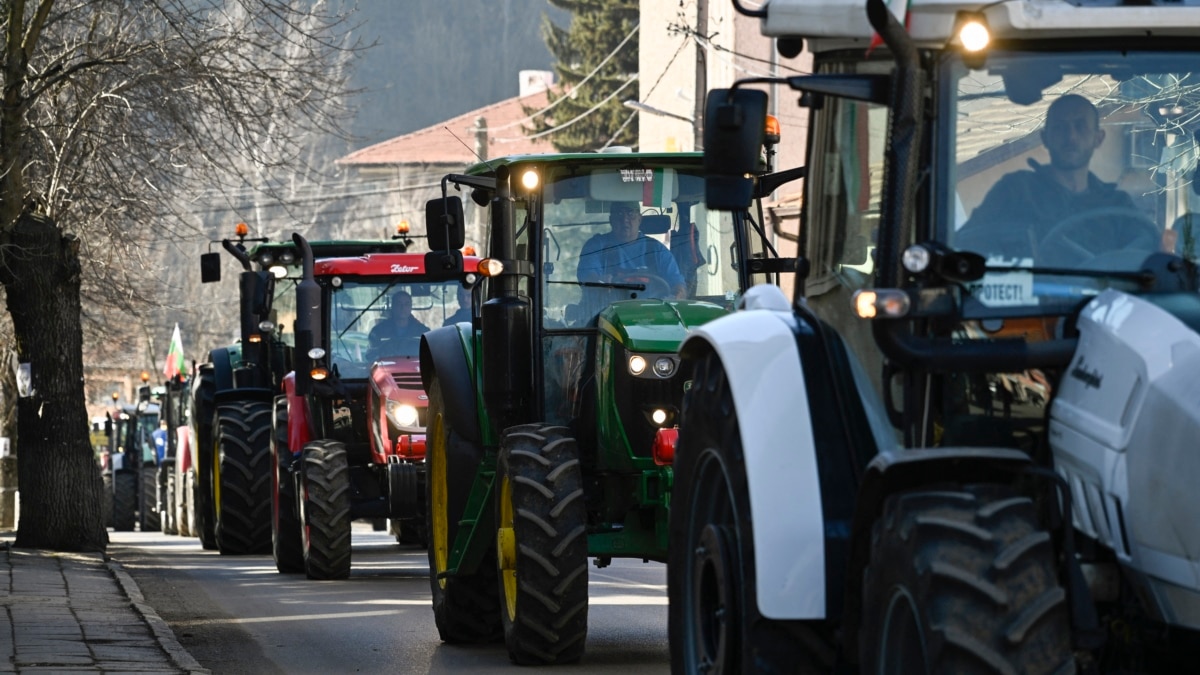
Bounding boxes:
597 299 729 352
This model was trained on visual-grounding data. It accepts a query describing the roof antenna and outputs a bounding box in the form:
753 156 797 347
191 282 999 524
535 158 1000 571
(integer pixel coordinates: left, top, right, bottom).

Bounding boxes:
444 117 497 172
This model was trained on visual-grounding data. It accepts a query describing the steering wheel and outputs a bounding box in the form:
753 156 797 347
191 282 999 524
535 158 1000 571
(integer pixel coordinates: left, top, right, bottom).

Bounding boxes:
612 270 674 299
1038 207 1161 268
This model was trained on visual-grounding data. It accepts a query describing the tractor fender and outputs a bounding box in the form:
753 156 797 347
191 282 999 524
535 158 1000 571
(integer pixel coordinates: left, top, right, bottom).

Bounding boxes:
420 325 481 444
679 287 827 620
282 373 310 457
209 347 237 393
841 446 1032 645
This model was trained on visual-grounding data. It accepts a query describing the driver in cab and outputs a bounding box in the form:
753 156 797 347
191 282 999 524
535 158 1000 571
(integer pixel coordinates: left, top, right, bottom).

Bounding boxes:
956 94 1147 263
577 201 687 299
368 290 428 358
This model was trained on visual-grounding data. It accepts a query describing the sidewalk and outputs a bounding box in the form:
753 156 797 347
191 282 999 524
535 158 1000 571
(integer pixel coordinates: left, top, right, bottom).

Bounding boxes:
0 539 208 674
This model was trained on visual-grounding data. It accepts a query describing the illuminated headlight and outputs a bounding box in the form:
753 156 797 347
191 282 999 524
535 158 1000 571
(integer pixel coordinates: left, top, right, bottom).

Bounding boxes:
958 19 990 52
629 355 647 375
258 320 275 332
248 334 262 343
311 367 328 381
902 245 931 274
269 265 288 279
651 409 668 425
654 357 676 377
307 347 326 360
521 169 540 190
387 401 420 428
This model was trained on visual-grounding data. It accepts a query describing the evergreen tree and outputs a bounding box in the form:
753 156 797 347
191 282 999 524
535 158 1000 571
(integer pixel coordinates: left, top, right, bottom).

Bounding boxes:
526 0 639 152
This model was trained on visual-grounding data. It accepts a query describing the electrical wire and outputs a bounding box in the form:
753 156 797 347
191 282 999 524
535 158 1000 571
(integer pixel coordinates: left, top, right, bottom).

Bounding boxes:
494 75 639 142
490 22 641 132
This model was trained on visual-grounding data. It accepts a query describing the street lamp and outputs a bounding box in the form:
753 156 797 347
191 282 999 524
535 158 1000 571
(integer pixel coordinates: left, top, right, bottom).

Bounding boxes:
623 100 694 124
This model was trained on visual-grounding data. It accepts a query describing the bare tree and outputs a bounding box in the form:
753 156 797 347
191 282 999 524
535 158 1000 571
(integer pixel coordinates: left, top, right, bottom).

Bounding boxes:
0 0 357 551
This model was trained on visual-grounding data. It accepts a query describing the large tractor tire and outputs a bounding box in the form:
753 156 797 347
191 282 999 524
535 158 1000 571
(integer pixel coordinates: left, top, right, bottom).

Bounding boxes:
668 352 837 674
176 468 193 537
271 396 304 573
496 424 589 665
139 464 160 532
860 485 1073 674
191 368 217 550
426 375 502 643
159 461 178 535
101 471 114 529
299 439 352 580
112 471 137 532
213 399 273 555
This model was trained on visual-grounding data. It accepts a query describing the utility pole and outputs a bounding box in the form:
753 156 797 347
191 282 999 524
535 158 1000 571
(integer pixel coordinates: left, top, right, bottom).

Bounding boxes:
692 0 708 150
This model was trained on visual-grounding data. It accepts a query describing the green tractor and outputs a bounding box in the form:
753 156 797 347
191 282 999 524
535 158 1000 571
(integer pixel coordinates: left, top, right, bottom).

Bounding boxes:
419 150 801 664
192 226 410 554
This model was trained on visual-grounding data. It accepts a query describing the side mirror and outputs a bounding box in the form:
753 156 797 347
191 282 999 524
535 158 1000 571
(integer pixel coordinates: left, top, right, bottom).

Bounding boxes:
200 252 222 283
704 88 767 211
426 196 466 252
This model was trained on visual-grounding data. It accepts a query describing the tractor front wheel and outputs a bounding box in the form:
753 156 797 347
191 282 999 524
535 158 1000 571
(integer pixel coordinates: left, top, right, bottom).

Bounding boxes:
191 367 217 550
300 439 351 580
496 424 589 665
425 375 501 642
271 396 304 573
160 462 177 535
860 485 1073 674
668 352 836 674
213 400 273 555
112 470 137 532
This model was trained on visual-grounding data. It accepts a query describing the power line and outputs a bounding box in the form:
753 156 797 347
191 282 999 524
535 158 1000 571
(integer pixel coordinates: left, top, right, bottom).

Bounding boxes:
491 22 641 132
495 75 639 143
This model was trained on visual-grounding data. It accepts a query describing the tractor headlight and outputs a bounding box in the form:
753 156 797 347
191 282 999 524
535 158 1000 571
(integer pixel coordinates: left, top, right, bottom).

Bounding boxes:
653 357 676 377
629 355 647 376
386 401 420 429
307 347 326 360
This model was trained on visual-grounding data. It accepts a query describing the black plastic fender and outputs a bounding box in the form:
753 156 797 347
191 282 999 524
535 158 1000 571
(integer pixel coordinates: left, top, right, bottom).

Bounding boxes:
841 446 1033 656
420 326 481 444
209 347 237 393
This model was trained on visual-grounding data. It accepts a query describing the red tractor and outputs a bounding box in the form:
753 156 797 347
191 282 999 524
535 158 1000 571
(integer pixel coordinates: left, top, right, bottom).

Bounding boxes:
273 233 477 579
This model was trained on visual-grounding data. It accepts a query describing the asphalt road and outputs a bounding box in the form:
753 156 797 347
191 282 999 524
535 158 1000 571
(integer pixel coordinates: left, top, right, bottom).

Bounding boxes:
110 524 670 674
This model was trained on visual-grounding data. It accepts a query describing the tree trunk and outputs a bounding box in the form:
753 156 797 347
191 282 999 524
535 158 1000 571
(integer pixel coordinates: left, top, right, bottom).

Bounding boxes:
0 213 107 551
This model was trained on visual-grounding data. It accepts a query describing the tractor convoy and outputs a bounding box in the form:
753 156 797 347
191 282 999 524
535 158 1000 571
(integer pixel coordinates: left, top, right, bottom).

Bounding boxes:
111 0 1200 669
667 0 1200 672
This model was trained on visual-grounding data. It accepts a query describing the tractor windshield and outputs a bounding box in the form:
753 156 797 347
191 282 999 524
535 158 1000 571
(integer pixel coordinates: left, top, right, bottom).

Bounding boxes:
539 164 744 328
327 279 464 378
943 49 1200 318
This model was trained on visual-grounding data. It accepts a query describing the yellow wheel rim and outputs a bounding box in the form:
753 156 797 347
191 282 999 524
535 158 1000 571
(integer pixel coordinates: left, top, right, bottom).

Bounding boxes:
498 473 517 621
430 407 450 589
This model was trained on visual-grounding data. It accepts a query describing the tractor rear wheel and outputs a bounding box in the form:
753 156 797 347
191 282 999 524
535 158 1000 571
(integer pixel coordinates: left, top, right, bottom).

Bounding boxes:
271 396 304 573
496 424 589 665
669 352 836 674
160 462 177 534
191 367 217 550
300 439 351 580
860 485 1073 674
213 400 273 555
426 375 501 642
140 464 160 532
112 471 137 532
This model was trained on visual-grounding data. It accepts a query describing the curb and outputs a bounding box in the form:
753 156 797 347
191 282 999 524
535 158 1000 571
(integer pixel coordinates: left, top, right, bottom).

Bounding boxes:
107 558 212 675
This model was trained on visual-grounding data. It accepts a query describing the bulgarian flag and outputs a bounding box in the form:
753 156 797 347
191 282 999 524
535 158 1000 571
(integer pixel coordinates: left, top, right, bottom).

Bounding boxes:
642 168 676 210
163 323 187 379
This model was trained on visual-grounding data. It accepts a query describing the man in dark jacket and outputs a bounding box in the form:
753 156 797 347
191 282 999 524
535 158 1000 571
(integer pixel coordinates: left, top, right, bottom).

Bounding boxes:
956 94 1149 263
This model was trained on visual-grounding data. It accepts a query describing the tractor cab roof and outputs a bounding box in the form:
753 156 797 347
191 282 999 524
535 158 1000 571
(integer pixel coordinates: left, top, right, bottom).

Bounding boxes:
247 239 413 272
762 0 1200 49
